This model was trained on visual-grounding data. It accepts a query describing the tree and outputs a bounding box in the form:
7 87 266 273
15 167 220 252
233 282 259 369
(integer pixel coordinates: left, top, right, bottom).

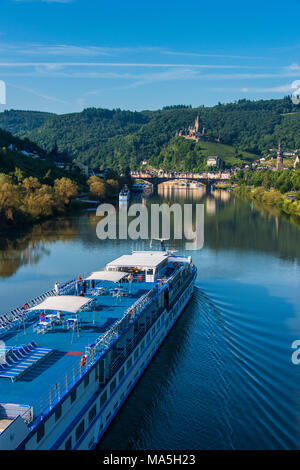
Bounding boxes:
0 181 21 221
22 185 56 219
22 177 41 194
54 177 79 205
88 176 107 200
14 167 24 184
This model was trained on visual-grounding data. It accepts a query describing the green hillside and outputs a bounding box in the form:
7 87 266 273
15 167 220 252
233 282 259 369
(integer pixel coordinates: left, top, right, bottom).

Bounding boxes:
0 128 82 185
0 97 299 171
149 137 258 171
0 110 54 137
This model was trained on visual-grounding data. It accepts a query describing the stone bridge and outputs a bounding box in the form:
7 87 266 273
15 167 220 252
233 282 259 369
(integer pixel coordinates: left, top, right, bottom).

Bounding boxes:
132 174 229 194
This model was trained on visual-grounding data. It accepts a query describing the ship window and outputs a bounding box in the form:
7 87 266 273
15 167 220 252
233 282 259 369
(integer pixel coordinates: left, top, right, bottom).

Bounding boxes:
106 412 111 422
110 378 117 393
141 340 145 350
100 390 107 407
71 388 77 403
76 420 85 441
55 404 62 422
147 333 150 342
65 436 72 450
89 404 97 423
120 392 125 400
98 359 105 383
114 401 118 410
36 422 45 443
134 349 138 360
119 367 125 380
147 269 153 275
127 357 132 370
84 373 90 388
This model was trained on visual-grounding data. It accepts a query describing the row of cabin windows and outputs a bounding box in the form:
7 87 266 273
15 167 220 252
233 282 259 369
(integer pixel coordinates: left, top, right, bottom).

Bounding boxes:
64 420 84 450
55 329 170 449
61 315 168 448
36 369 93 447
37 373 90 444
63 320 168 448
64 402 97 449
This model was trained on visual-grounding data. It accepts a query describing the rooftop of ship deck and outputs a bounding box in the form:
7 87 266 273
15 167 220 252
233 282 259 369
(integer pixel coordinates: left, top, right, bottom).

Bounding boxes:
0 280 154 415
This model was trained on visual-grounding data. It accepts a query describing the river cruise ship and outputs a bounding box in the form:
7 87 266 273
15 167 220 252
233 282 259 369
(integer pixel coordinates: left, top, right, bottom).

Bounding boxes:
119 185 130 203
0 250 197 450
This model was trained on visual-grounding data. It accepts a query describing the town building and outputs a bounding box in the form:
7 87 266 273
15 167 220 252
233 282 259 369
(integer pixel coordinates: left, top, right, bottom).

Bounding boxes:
207 156 220 168
72 161 89 177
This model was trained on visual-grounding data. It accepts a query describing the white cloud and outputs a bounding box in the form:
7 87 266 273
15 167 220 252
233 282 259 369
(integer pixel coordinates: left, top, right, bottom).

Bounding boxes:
0 61 271 69
9 83 69 104
163 50 269 60
286 63 300 71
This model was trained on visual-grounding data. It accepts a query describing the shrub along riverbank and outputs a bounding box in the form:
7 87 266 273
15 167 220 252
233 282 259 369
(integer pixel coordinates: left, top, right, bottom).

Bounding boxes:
232 169 300 218
0 174 79 230
234 185 300 218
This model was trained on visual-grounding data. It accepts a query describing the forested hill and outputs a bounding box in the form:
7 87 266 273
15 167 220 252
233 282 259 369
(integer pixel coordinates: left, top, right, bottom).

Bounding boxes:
0 110 53 136
0 97 300 170
0 127 45 156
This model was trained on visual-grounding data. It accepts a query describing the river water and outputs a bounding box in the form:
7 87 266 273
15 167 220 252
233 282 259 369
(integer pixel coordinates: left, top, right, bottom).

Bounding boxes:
0 186 300 449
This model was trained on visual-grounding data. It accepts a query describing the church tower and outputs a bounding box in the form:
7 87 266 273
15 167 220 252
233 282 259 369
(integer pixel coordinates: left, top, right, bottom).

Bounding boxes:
276 140 283 170
195 115 199 133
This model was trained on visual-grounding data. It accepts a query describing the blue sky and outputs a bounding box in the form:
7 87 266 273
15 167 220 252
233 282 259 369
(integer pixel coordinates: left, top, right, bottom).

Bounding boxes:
1 0 300 113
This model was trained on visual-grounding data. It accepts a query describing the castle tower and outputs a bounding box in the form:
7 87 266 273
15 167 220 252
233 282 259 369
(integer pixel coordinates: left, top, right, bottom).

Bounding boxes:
195 115 199 133
276 140 283 170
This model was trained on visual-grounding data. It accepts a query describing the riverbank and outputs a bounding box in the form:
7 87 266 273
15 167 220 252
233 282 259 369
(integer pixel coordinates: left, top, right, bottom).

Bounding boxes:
234 185 300 218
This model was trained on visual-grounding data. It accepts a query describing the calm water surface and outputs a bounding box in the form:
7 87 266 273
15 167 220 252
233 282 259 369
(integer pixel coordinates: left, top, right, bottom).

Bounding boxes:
0 187 300 449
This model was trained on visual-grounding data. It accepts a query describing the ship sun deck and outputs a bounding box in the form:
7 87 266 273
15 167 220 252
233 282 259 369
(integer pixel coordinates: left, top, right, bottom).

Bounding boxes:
0 279 154 414
0 250 193 432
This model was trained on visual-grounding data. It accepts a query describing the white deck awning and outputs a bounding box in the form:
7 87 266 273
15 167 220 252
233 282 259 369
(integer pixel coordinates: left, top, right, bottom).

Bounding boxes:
168 256 189 263
85 271 127 282
106 251 168 269
28 295 92 314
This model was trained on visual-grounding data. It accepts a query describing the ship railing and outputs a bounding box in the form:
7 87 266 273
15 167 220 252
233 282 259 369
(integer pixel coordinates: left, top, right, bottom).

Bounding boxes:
0 403 33 425
30 340 100 428
91 287 158 356
28 268 190 426
0 278 77 338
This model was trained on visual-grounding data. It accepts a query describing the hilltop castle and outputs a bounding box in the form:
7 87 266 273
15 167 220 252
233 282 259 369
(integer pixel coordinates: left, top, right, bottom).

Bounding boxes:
176 116 220 143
